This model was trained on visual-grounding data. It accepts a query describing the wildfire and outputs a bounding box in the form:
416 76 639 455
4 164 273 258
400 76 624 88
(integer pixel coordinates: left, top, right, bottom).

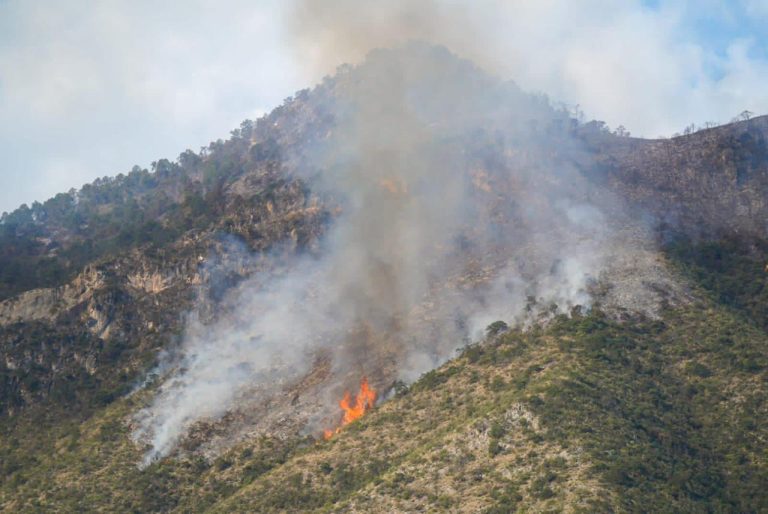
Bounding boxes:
323 377 377 439
379 178 408 195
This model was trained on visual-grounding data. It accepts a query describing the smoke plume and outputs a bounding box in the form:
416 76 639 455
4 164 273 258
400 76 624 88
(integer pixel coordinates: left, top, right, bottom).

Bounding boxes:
132 5 654 464
288 0 485 78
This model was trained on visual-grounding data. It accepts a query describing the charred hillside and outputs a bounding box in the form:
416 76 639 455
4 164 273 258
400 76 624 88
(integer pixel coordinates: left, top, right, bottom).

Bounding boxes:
1 44 768 512
579 115 768 237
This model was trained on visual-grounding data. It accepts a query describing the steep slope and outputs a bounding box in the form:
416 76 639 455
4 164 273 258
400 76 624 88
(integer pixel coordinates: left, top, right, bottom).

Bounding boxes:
2 282 767 512
579 115 768 237
1 44 768 512
3 47 767 428
214 301 767 513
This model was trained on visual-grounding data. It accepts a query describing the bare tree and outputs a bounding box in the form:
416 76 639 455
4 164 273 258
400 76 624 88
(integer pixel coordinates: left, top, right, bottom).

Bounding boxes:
614 125 630 137
570 104 585 125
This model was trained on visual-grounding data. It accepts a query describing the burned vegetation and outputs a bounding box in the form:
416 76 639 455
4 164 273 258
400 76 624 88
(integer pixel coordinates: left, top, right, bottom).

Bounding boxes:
2 44 768 512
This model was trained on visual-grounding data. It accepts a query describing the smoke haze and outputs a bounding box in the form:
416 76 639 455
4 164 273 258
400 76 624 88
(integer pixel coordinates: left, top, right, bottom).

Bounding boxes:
289 0 485 77
133 6 671 463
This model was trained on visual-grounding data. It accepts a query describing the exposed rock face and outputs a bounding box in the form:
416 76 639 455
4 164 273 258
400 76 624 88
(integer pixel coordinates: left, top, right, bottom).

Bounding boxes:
127 270 173 294
1 48 767 513
1 47 767 449
0 181 328 416
0 265 105 325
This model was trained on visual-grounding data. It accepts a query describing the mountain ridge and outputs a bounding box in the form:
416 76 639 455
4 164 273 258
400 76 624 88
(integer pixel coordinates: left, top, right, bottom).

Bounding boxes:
1 44 768 512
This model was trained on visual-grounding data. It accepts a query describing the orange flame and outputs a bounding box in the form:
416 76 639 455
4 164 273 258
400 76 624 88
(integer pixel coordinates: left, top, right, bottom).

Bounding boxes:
379 178 408 194
323 377 377 439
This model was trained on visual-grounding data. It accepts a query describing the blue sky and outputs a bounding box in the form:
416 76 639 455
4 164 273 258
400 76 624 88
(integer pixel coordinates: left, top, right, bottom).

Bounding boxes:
669 1 768 59
1 0 767 214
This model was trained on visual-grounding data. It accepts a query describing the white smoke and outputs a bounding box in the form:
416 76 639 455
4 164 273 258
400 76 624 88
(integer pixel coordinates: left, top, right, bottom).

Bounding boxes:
133 43 634 463
133 254 325 465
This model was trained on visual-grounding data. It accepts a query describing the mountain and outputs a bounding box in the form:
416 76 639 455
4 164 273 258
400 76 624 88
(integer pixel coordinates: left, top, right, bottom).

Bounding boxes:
1 43 768 512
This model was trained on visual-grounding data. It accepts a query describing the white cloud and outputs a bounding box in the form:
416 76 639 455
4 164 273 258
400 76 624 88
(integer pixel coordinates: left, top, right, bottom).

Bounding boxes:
465 0 765 136
0 0 767 213
0 0 301 213
744 0 768 18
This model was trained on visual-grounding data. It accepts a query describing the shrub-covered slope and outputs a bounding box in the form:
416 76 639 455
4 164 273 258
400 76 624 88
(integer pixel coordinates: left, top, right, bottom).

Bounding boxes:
2 245 767 512
1 45 768 513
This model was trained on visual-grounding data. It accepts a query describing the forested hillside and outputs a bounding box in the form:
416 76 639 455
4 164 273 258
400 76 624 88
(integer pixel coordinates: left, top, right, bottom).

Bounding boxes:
1 45 768 512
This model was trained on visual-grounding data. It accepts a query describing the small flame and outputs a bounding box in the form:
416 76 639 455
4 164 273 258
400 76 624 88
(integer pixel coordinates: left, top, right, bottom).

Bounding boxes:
379 178 408 194
323 377 377 439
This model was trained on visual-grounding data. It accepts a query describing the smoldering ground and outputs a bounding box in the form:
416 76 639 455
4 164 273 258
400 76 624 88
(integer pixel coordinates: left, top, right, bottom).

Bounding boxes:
132 28 665 464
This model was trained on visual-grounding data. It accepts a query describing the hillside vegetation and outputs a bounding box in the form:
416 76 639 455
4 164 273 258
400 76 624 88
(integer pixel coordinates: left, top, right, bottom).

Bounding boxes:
2 45 768 513
2 235 768 512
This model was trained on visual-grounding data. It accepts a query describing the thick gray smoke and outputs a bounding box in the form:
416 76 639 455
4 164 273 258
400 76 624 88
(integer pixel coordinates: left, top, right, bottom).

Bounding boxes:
132 6 644 464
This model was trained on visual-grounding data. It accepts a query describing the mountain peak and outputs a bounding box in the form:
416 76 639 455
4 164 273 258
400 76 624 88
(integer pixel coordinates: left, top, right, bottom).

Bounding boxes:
2 42 768 512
